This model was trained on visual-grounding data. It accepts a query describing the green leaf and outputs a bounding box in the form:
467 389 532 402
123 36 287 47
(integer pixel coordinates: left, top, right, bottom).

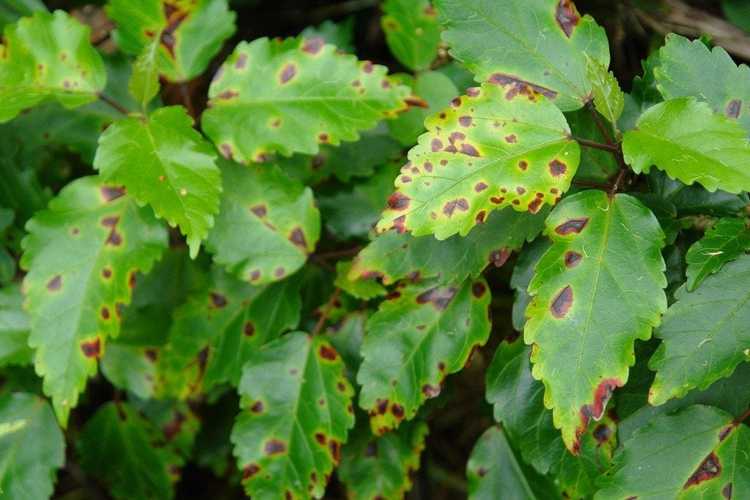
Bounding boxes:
94 106 222 258
566 108 620 183
78 402 177 500
655 34 750 133
128 38 161 110
300 18 355 53
685 218 750 290
377 82 579 239
20 176 168 425
107 0 236 82
623 98 750 194
206 161 319 284
585 54 624 126
353 206 546 285
0 284 32 367
597 405 750 499
388 71 458 148
510 239 550 331
467 426 559 500
648 170 749 217
525 190 667 452
101 343 159 399
357 278 491 434
382 0 441 72
0 392 65 500
435 0 610 111
232 332 355 499
0 10 107 122
649 255 750 405
324 311 366 379
724 0 750 32
159 267 300 397
335 261 387 300
0 0 46 31
202 36 411 162
338 418 428 499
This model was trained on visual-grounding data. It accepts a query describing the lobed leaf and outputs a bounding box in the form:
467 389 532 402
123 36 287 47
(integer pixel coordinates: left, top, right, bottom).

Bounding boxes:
107 0 236 82
0 392 65 500
597 405 750 499
685 217 750 290
94 106 221 258
0 10 107 122
377 82 579 239
623 98 750 194
649 255 750 405
20 177 168 425
206 161 319 285
381 0 442 72
525 190 667 452
232 332 355 499
357 278 491 434
435 0 610 111
202 36 411 162
352 206 546 286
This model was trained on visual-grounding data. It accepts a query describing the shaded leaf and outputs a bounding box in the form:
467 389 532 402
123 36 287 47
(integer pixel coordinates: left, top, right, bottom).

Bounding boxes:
107 0 236 82
357 278 491 434
0 0 46 30
206 161 319 285
353 206 546 286
685 217 750 290
128 38 161 109
94 106 221 258
335 261 386 300
566 108 619 183
377 82 579 239
623 98 750 194
232 332 355 499
510 239 550 331
0 10 106 122
21 176 168 425
382 0 441 72
585 54 624 126
0 392 65 500
301 18 355 53
650 255 750 405
648 170 749 217
202 36 410 162
525 190 667 452
597 405 750 500
0 284 32 367
435 0 610 111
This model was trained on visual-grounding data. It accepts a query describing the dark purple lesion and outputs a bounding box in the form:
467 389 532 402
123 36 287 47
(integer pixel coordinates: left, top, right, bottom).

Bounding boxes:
555 0 581 38
726 99 742 119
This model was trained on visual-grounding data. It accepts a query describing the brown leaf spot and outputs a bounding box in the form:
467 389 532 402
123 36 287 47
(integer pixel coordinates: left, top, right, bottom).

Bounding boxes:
516 186 526 195
217 89 239 100
518 160 528 171
549 159 567 177
47 275 62 291
556 0 581 37
565 251 582 268
250 401 264 413
145 349 157 362
460 144 480 157
489 248 511 267
315 432 326 445
475 210 487 224
528 198 543 213
391 403 404 419
387 192 410 211
274 267 285 278
723 483 733 499
472 282 487 298
431 138 443 152
400 175 412 183
422 384 441 398
459 116 472 127
466 87 480 97
550 285 573 318
100 307 110 320
392 215 407 233
318 133 329 143
100 186 126 202
329 439 341 463
362 60 374 73
443 198 469 217
289 227 308 251
250 204 268 218
219 143 233 160
264 439 287 455
684 452 721 488
210 292 227 308
101 267 112 279
726 99 742 119
474 182 488 192
235 53 248 70
250 270 261 282
505 134 517 143
243 321 255 337
489 73 557 100
555 218 589 235
303 37 325 54
80 338 101 358
477 467 487 477
490 196 505 204
416 286 457 310
319 345 337 361
593 424 611 444
163 412 186 441
424 161 433 172
279 64 297 84
242 464 260 480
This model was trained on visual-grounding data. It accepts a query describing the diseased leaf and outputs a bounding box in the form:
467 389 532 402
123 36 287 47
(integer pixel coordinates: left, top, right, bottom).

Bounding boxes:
623 98 750 194
357 278 491 434
0 392 65 500
0 10 107 123
467 426 559 500
649 255 750 405
335 261 386 300
232 332 355 499
585 54 624 126
94 106 221 258
655 34 750 133
382 0 441 72
596 405 750 500
128 38 161 109
107 0 236 82
525 190 667 452
78 402 178 500
206 161 319 285
301 18 355 53
0 284 32 367
353 206 546 286
21 177 168 425
101 343 159 399
202 36 410 162
685 218 750 290
377 82 579 239
338 418 428 500
435 0 610 111
159 267 301 397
